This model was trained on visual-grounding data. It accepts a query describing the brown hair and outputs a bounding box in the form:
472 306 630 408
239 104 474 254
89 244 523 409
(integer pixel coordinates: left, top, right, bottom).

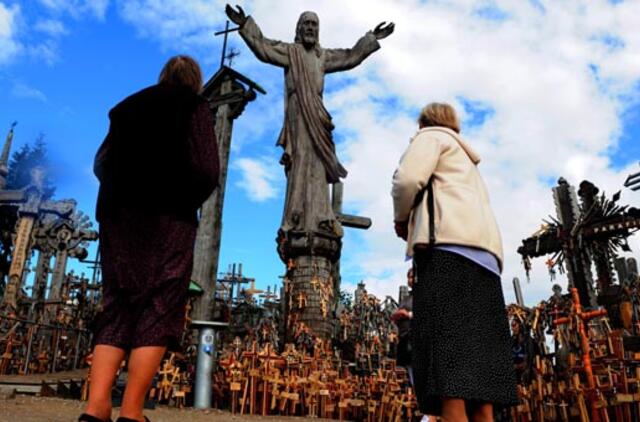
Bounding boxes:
418 102 461 133
158 55 203 93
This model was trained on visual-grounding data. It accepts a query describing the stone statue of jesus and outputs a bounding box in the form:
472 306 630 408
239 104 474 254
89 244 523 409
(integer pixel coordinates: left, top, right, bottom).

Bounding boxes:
226 5 394 241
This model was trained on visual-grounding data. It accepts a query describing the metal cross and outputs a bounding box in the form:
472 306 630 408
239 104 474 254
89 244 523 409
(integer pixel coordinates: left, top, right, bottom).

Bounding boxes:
215 20 240 68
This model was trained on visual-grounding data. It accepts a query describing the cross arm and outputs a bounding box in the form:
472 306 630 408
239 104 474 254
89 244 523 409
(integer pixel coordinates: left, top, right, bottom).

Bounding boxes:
336 213 372 230
0 189 25 204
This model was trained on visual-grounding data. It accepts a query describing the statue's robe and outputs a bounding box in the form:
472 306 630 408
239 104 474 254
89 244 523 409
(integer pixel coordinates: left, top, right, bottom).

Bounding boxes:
240 17 379 235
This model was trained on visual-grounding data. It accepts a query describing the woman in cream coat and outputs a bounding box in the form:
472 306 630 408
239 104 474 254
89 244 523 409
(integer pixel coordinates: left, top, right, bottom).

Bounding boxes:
392 103 517 422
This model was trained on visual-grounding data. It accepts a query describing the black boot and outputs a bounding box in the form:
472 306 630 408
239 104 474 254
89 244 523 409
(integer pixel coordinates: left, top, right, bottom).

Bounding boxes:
115 417 150 422
78 414 112 422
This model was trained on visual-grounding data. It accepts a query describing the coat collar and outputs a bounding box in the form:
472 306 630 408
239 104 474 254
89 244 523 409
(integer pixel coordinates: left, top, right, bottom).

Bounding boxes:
412 126 482 165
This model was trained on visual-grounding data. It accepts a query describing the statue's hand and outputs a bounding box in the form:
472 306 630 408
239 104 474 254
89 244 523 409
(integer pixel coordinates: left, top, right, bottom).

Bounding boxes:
373 22 395 40
225 4 247 26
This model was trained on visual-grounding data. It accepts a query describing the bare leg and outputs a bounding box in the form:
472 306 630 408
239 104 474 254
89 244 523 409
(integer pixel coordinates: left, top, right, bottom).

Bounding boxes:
441 398 468 422
84 345 126 420
470 402 493 422
118 346 166 421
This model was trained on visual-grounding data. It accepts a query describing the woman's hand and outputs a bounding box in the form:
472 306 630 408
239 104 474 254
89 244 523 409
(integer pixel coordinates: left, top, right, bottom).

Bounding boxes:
394 220 408 240
391 308 412 322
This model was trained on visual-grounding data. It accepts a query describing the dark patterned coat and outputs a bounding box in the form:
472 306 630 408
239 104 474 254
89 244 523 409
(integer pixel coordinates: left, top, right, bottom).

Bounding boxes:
92 84 219 351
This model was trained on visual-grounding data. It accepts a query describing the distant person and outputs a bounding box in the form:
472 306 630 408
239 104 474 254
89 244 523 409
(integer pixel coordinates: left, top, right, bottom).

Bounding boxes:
79 56 219 422
391 268 414 372
392 103 517 422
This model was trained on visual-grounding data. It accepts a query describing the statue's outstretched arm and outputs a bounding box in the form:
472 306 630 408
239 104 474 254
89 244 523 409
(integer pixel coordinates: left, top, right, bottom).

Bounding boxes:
325 22 394 74
238 16 290 67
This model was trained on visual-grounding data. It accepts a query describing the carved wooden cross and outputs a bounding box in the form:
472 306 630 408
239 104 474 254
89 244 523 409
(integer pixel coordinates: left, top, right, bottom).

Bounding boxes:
331 182 371 296
332 182 371 230
518 178 640 308
297 292 307 309
0 175 75 309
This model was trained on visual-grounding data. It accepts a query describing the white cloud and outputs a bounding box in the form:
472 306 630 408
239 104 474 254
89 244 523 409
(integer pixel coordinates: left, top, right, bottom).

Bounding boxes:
38 0 109 20
116 0 227 54
34 19 68 37
117 0 640 306
0 0 109 67
234 157 282 202
0 2 21 65
10 81 47 101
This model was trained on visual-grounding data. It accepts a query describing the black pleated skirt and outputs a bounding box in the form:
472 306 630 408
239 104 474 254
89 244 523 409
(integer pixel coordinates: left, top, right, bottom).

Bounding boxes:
411 248 518 415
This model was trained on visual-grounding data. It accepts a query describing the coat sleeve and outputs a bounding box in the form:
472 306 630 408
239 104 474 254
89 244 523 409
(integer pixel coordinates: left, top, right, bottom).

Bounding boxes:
93 133 110 182
324 32 380 74
392 134 442 222
187 102 220 206
94 115 119 183
239 16 290 67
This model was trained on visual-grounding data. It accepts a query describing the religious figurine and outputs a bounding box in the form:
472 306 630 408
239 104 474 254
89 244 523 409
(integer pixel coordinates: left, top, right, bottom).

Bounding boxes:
225 4 394 239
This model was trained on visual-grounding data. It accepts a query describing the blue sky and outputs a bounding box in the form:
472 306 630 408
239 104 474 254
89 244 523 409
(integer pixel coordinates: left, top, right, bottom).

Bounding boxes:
1 0 640 305
0 1 290 290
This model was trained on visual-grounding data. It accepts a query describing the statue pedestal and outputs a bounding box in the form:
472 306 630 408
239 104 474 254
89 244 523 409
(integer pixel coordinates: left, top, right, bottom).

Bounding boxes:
278 229 341 341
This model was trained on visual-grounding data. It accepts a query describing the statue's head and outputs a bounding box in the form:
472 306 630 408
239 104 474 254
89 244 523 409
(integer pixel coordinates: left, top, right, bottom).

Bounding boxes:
295 11 319 48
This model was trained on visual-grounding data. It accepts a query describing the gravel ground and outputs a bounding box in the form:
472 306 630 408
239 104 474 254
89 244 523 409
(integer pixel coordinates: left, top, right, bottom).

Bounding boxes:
0 395 334 422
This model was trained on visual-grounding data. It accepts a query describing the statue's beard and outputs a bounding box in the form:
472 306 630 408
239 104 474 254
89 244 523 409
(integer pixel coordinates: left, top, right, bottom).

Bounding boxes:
301 33 318 49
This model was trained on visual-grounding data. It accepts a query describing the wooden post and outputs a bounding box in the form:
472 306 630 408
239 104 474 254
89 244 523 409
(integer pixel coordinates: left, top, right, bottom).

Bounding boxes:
3 216 35 308
191 67 264 321
191 78 233 321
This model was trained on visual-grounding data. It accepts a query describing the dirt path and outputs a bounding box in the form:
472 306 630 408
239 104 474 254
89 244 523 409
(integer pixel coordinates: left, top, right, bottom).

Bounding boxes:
0 396 334 422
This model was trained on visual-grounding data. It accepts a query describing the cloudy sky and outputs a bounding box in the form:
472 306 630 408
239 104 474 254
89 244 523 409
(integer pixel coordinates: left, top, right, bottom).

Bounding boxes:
1 0 639 306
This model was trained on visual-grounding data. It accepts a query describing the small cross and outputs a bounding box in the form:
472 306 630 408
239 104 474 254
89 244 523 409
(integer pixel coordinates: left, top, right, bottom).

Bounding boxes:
225 48 240 66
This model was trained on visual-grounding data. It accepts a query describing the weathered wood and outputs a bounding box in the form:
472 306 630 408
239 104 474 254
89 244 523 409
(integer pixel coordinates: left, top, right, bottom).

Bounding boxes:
191 68 262 321
336 214 372 230
191 79 233 321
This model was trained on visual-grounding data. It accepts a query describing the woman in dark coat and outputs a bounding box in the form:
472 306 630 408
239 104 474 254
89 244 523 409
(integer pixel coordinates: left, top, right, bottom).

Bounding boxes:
80 56 219 422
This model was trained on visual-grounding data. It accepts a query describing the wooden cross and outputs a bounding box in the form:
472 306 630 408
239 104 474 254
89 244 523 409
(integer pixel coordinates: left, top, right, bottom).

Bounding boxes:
266 369 284 410
519 178 640 308
214 20 241 68
297 292 307 309
553 287 608 422
332 182 371 230
240 341 260 415
332 182 371 295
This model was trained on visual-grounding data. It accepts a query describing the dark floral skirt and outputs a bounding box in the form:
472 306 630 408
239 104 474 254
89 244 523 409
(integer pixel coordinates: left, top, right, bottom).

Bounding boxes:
92 208 197 351
411 248 518 415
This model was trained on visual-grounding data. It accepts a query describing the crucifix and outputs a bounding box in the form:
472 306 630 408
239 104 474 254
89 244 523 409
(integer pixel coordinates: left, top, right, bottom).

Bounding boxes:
214 20 241 68
625 163 640 192
518 177 640 311
331 181 371 297
0 168 75 310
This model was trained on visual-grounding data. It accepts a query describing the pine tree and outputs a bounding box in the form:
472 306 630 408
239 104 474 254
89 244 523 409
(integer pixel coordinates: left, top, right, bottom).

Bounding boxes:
6 134 56 199
0 134 57 296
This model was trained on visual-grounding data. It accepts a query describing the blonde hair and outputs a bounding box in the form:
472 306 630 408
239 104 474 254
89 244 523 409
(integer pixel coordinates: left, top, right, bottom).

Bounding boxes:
418 103 460 133
158 55 203 94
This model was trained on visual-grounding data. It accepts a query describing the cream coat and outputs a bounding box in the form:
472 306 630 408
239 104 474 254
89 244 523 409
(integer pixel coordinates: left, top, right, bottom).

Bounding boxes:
392 127 504 270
